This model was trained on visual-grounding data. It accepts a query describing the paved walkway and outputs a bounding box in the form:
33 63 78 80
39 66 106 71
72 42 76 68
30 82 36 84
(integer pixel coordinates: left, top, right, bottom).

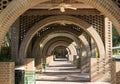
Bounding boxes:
36 58 110 84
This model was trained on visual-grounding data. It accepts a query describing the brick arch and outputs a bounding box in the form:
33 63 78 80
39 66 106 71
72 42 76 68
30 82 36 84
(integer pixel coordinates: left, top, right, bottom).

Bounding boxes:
46 41 75 57
40 33 79 55
32 35 74 58
34 37 76 68
45 41 75 65
0 0 120 49
43 36 90 60
32 31 90 59
32 32 79 59
44 41 78 64
18 15 105 64
32 29 80 58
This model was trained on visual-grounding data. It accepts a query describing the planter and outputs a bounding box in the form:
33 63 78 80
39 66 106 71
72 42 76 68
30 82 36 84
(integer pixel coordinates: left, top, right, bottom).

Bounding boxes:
0 62 15 84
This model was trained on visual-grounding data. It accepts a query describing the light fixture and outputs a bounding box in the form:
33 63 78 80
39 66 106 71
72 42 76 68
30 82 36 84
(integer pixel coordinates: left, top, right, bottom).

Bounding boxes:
40 44 43 48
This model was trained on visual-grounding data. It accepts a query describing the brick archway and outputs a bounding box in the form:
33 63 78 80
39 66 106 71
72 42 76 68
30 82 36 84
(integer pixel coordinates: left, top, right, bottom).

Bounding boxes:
46 41 74 57
34 38 76 68
0 0 120 49
45 41 76 63
32 31 90 59
31 28 82 58
32 32 80 59
41 34 91 70
44 41 76 65
18 15 105 64
32 32 79 60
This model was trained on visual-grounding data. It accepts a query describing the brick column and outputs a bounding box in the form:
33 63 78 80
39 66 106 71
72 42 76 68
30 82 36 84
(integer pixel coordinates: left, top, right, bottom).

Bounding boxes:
111 61 120 84
35 57 42 70
90 58 105 82
90 58 100 81
104 17 112 81
90 17 112 82
46 55 53 65
0 62 14 84
25 58 35 71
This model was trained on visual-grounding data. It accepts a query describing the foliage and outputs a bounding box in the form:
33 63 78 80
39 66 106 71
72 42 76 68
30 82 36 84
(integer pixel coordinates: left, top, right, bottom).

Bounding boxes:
112 25 120 46
0 47 14 62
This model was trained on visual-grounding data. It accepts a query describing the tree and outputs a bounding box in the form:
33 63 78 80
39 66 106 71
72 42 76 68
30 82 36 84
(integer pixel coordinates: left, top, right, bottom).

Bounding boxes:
112 25 120 46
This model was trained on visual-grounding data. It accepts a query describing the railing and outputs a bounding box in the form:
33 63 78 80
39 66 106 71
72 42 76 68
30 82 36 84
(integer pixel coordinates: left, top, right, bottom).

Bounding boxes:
24 70 36 84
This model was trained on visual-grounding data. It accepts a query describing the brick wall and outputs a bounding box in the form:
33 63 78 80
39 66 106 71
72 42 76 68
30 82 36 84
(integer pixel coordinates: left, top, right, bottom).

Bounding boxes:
111 61 120 84
0 62 14 84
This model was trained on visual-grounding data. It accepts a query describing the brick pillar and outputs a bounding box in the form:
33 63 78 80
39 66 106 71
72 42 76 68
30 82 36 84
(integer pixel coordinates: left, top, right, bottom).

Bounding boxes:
46 55 53 65
104 17 112 81
111 61 120 84
69 54 73 63
11 18 20 65
90 17 112 82
35 57 42 70
90 58 100 81
90 58 104 82
25 58 35 71
0 62 14 84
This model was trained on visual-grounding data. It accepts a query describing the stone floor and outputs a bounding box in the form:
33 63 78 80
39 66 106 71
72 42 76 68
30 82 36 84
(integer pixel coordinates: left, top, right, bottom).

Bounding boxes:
36 58 110 84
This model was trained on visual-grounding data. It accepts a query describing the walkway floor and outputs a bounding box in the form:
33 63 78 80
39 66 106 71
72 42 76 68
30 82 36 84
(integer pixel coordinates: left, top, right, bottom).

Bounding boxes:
36 58 110 84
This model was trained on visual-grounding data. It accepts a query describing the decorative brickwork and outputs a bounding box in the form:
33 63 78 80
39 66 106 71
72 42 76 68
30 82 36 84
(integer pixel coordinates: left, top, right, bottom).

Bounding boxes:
112 0 120 7
104 18 112 81
0 0 12 10
19 15 50 43
0 62 14 84
76 15 105 44
0 0 120 51
20 14 102 57
19 14 105 44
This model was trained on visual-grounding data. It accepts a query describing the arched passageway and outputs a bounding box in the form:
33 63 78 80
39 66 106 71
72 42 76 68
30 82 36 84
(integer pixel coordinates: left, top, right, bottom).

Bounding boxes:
16 15 106 82
19 15 105 64
53 46 68 58
0 0 119 47
0 0 115 83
